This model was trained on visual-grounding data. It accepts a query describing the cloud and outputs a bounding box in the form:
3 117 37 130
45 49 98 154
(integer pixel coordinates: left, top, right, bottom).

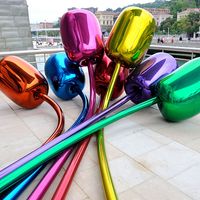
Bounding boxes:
26 0 154 23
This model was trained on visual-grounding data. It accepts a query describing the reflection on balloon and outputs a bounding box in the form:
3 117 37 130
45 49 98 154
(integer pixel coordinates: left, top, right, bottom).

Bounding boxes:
0 56 48 109
157 57 200 121
1 6 199 200
2 55 198 194
45 52 85 100
106 6 156 67
0 56 65 183
42 9 101 200
94 54 129 100
125 52 178 104
60 9 104 66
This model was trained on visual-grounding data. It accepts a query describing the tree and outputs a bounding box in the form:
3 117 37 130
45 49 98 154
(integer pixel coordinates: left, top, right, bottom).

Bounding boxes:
106 8 113 12
53 19 60 28
171 12 200 35
53 22 60 28
169 0 196 17
159 17 176 34
186 12 200 35
195 0 200 7
172 19 189 34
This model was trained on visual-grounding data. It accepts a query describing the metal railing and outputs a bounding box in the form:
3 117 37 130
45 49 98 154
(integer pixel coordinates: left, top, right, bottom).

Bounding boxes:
0 48 64 71
0 45 199 71
147 45 200 60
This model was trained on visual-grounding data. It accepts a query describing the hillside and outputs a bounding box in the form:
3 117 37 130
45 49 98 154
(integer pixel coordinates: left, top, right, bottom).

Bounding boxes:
112 0 199 17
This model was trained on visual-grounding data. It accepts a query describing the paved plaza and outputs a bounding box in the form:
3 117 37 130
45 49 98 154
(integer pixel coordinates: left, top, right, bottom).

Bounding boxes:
1 70 200 200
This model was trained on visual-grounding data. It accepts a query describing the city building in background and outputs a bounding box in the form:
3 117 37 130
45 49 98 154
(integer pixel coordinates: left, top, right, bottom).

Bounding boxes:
30 7 175 38
39 22 54 29
0 0 33 52
177 8 200 20
95 11 117 33
145 8 173 26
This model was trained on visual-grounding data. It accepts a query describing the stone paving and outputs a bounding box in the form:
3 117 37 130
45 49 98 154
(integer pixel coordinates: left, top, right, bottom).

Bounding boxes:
1 70 200 200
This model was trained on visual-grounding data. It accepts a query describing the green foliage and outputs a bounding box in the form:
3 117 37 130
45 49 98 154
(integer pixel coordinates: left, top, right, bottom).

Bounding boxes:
185 12 200 34
195 0 200 7
169 0 196 17
160 12 200 35
112 0 198 15
109 0 200 35
160 17 176 33
47 30 60 37
53 21 60 28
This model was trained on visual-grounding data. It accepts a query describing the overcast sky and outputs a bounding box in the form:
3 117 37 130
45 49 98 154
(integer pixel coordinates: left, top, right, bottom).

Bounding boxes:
26 0 155 23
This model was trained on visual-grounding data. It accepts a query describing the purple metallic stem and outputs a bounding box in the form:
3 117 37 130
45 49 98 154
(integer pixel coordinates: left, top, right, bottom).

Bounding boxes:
52 97 103 200
28 63 96 199
0 95 130 179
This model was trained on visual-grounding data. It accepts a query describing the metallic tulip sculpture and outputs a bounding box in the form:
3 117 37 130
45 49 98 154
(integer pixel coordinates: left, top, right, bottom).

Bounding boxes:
97 7 156 199
95 54 129 100
106 7 156 68
0 10 102 191
60 8 104 117
125 52 178 104
1 53 88 200
156 57 200 121
45 52 85 100
0 56 48 109
0 52 179 194
30 9 103 199
0 56 64 197
0 55 64 136
52 55 128 200
26 52 89 200
53 7 156 199
60 9 104 66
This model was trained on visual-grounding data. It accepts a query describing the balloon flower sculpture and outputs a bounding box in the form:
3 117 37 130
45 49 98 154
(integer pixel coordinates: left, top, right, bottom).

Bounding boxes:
0 50 180 192
0 55 64 197
1 53 89 199
27 9 104 200
0 55 64 136
96 7 156 199
0 6 200 200
51 7 155 200
1 57 200 198
0 7 172 199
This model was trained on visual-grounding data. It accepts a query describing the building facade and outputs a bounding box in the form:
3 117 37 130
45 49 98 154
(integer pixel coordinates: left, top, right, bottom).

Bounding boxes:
95 8 173 32
145 8 173 26
0 0 33 52
39 22 54 29
95 11 117 32
177 8 200 20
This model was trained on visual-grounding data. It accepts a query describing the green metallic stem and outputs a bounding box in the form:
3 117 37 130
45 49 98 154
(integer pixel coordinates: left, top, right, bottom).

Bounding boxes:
0 97 158 193
97 62 121 200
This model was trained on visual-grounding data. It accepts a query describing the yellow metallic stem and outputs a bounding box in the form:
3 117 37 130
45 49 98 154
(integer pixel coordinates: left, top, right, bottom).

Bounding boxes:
97 62 121 200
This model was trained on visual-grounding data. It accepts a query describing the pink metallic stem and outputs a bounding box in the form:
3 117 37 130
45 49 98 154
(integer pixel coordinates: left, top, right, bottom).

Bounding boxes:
28 63 96 200
52 62 97 200
28 149 73 200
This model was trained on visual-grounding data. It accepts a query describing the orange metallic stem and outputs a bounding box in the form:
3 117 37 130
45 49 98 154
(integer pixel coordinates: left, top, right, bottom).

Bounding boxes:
39 93 65 144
